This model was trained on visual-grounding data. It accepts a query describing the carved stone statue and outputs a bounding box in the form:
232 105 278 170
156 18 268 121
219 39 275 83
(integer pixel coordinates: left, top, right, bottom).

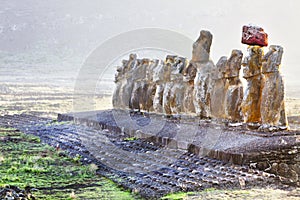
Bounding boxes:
112 61 126 109
224 50 244 122
169 57 186 115
130 58 149 112
241 46 264 124
145 59 159 112
162 55 177 116
119 54 138 109
193 61 214 118
152 59 166 113
192 30 214 118
210 56 227 119
112 27 289 133
182 62 197 114
260 45 288 130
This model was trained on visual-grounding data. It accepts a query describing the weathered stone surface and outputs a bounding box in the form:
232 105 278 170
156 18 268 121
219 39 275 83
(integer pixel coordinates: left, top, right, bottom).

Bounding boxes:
260 45 288 129
152 60 166 113
145 59 159 112
193 61 214 118
112 62 126 108
169 57 186 115
162 55 176 115
242 46 264 124
119 54 138 109
131 58 150 111
182 62 197 114
163 56 186 115
210 56 227 118
224 50 243 122
192 30 213 63
242 25 268 47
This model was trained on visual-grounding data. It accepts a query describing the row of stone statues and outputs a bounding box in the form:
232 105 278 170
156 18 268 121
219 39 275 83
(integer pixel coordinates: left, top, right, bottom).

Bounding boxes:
112 28 288 130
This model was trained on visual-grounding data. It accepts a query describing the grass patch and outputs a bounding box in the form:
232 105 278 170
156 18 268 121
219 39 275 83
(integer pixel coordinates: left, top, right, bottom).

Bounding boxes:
0 127 138 199
123 137 137 141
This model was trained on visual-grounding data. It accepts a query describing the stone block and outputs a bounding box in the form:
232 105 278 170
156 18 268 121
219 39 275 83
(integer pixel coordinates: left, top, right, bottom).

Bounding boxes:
242 25 268 47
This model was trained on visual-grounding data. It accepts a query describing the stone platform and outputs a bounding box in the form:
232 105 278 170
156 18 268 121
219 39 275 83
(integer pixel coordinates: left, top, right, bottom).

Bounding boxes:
58 109 300 182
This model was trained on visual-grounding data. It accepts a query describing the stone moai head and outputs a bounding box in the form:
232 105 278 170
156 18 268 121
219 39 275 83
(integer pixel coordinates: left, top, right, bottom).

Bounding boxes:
165 55 176 65
225 50 243 78
114 62 126 83
214 56 227 80
183 62 197 83
142 58 150 65
173 56 186 74
192 30 213 63
242 46 263 78
262 45 283 73
126 53 138 71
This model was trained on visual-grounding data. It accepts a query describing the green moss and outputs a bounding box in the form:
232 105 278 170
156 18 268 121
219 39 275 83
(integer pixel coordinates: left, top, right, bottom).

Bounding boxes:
123 137 137 141
0 127 139 199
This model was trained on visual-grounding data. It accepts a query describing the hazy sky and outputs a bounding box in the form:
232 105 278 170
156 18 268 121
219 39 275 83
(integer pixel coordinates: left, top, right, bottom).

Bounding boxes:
1 0 299 95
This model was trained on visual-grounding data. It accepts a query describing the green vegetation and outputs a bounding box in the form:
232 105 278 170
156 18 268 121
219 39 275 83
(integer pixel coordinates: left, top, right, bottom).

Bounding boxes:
0 127 138 199
123 137 137 141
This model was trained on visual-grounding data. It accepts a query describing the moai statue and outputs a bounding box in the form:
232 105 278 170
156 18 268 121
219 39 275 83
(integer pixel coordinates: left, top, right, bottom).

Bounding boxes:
162 55 176 116
260 45 288 130
182 62 197 114
241 46 264 124
192 30 214 118
210 56 228 119
224 50 244 122
169 57 186 116
112 61 126 109
145 59 159 112
152 59 166 113
119 54 138 109
130 58 149 112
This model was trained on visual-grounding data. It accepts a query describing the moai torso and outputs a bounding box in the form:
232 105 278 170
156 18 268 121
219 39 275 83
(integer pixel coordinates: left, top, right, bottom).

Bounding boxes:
112 60 126 108
182 62 197 114
224 50 243 122
193 60 214 118
260 45 288 129
169 57 186 115
145 59 159 112
162 55 176 115
241 46 264 124
120 54 138 109
210 56 228 119
192 30 214 118
131 58 149 111
152 59 166 113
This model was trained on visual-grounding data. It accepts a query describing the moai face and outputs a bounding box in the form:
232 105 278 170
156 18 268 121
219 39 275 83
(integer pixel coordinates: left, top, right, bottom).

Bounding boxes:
152 60 164 83
192 30 213 63
114 65 124 83
262 45 283 73
163 55 176 81
183 62 197 83
173 57 185 74
146 59 159 81
225 50 243 78
242 46 263 78
214 56 227 80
